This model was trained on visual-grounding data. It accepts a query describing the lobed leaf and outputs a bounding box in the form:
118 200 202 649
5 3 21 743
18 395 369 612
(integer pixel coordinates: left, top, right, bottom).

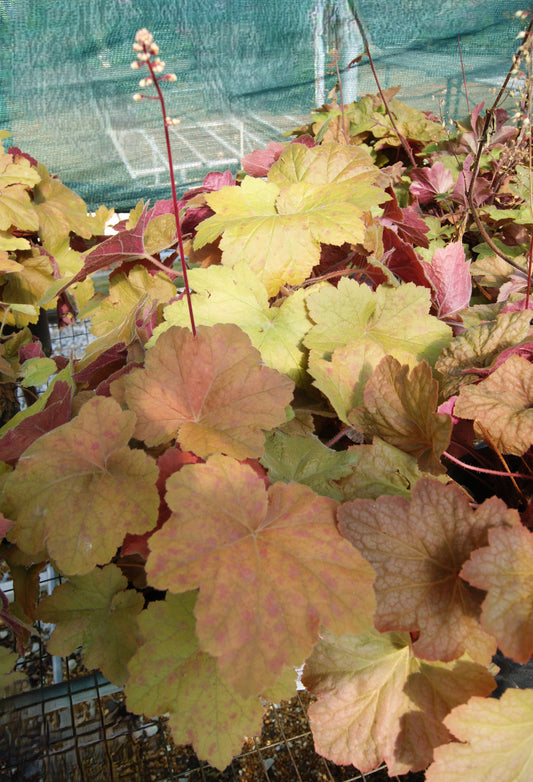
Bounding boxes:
37 564 144 686
260 430 358 500
461 524 533 663
124 323 294 458
303 629 495 775
145 454 375 697
3 396 159 575
125 591 266 770
349 356 452 474
453 354 533 456
426 689 533 782
150 261 315 385
338 478 519 663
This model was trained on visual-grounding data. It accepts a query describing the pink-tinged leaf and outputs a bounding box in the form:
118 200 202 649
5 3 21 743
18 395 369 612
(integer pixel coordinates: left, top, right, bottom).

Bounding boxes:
451 155 492 207
36 564 144 686
453 354 533 456
409 162 454 204
125 592 267 771
124 324 294 459
178 171 235 235
3 396 159 575
0 514 13 537
338 478 520 664
0 379 72 466
145 455 375 698
241 141 286 177
303 629 495 775
461 524 533 663
18 339 46 362
349 356 452 474
121 445 202 559
426 689 533 782
423 242 472 317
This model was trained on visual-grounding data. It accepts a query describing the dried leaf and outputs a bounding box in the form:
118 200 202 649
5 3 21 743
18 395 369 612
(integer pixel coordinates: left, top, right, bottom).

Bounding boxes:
124 324 294 458
338 478 519 663
461 524 533 663
145 455 375 697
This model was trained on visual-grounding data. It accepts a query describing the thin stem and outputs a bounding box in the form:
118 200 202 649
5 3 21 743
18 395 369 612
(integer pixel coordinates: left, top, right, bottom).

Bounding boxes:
145 54 196 336
443 450 533 480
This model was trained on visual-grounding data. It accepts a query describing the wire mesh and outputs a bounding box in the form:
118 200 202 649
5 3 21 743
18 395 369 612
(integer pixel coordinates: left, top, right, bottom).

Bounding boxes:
1 320 427 782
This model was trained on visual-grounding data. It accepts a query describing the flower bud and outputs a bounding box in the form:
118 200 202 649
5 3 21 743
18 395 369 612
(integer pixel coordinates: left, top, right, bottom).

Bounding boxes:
135 28 153 46
132 93 143 102
130 61 142 69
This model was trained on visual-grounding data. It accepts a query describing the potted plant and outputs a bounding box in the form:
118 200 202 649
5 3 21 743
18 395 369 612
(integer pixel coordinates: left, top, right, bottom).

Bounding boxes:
1 20 533 781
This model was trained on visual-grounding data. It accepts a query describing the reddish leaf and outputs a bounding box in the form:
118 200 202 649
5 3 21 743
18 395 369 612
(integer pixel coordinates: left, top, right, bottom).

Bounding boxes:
241 141 286 177
0 379 72 466
379 187 430 248
124 324 294 459
409 161 454 204
145 455 375 697
423 242 472 317
121 446 202 559
338 478 519 663
461 524 533 663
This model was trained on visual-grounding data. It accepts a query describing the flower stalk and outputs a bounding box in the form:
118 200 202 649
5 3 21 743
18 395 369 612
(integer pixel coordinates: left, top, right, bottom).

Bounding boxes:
131 28 196 336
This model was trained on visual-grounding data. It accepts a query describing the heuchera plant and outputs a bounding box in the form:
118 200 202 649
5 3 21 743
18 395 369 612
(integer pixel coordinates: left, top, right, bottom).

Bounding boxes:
2 20 533 780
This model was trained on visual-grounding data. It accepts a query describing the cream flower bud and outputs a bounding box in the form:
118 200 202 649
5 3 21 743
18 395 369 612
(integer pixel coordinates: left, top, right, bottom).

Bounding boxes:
132 93 143 101
132 42 143 52
137 52 150 62
149 43 160 55
164 73 177 82
139 77 153 88
135 28 153 46
130 61 141 69
165 117 181 126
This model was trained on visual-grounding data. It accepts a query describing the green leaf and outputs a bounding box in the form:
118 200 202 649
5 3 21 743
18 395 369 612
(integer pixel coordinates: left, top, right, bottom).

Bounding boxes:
305 277 452 364
335 438 447 501
125 592 266 770
4 396 159 575
194 142 388 297
435 310 533 399
18 357 57 388
151 261 316 385
260 430 358 500
36 564 144 686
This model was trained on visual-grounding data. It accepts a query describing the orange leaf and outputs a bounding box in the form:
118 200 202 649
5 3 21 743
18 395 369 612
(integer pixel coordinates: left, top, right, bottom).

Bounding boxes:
338 478 519 663
453 353 533 456
349 356 451 474
145 455 375 697
461 524 533 663
124 324 294 458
